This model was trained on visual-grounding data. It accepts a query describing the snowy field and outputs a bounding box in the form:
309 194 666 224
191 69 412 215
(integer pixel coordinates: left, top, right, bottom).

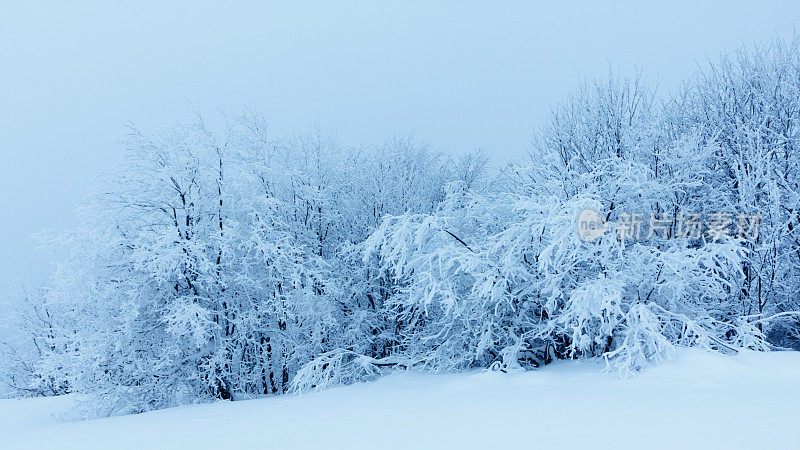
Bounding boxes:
2 349 799 450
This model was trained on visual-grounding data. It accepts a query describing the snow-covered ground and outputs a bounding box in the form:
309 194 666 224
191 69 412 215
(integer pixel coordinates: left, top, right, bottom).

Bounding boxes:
2 349 799 450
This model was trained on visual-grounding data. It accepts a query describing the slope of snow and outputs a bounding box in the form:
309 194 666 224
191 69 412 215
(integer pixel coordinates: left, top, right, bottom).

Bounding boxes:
2 349 799 450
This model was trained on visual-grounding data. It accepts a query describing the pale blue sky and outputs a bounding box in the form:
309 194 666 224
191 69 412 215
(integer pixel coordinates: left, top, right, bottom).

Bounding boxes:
1 1 799 291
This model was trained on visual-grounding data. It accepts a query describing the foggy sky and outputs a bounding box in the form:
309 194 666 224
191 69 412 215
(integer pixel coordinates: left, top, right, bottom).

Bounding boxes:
1 0 799 294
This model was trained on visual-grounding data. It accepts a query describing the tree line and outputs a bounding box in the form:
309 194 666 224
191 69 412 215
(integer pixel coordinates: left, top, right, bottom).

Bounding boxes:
2 37 799 416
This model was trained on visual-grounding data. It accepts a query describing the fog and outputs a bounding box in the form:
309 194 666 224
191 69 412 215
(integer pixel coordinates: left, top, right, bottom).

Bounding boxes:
1 0 798 291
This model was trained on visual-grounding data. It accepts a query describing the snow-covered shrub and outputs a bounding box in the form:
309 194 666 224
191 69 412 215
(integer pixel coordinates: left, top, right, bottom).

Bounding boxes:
290 349 393 393
603 303 676 375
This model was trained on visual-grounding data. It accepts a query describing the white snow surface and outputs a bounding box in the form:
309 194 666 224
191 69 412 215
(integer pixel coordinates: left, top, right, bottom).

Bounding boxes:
2 349 799 450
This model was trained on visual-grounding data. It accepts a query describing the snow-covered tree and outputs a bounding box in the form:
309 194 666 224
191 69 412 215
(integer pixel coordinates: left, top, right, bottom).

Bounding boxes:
0 281 70 397
675 36 800 345
34 114 455 414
